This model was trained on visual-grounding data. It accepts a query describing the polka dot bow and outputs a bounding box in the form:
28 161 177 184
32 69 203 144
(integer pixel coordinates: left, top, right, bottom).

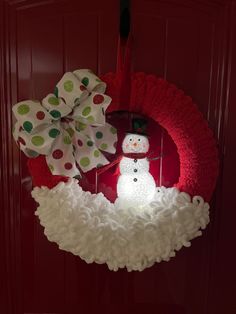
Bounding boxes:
12 69 117 177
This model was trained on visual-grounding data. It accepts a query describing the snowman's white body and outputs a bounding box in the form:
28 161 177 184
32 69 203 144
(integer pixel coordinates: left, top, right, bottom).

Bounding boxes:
116 133 156 208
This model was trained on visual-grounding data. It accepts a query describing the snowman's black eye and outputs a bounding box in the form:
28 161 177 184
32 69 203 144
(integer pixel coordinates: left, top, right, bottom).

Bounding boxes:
129 138 132 141
138 138 141 141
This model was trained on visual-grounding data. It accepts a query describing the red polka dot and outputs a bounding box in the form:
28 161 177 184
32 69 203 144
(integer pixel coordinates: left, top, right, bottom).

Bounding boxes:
93 94 104 104
52 149 63 159
64 162 73 170
18 137 26 146
77 140 83 147
36 111 45 120
80 85 86 91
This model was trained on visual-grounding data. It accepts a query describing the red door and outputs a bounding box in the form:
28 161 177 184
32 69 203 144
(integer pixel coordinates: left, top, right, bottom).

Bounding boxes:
1 1 236 313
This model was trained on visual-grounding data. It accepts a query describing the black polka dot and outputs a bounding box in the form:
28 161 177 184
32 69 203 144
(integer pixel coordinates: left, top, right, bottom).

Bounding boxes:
133 178 137 182
134 159 137 163
134 169 138 172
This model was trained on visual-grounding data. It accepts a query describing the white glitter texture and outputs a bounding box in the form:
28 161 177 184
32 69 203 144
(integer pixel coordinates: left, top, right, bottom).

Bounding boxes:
116 134 156 208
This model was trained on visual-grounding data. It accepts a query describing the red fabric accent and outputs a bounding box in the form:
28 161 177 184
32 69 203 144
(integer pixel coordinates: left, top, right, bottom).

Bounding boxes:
112 35 133 112
97 156 123 175
119 35 132 111
114 164 121 177
27 155 68 189
123 152 148 159
102 72 219 202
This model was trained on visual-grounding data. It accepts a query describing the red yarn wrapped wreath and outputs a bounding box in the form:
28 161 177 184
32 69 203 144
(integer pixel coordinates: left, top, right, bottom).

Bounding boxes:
28 72 218 202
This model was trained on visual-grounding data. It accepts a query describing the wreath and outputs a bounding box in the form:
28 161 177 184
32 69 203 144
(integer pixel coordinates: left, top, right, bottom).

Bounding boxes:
12 69 218 271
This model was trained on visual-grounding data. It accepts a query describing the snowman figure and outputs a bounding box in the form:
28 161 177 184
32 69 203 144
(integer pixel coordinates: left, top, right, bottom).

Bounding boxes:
116 119 156 209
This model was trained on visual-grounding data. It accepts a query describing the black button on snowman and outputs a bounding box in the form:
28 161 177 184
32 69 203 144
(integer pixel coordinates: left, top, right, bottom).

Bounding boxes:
115 118 156 209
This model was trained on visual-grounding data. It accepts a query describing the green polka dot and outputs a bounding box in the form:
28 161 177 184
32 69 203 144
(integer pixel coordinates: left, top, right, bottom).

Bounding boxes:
82 106 91 116
17 104 30 115
82 77 89 86
48 96 59 106
48 164 54 172
66 128 74 137
75 121 86 131
54 86 59 97
49 128 60 138
87 115 95 123
94 150 100 158
63 136 71 144
31 136 45 146
96 131 103 139
23 121 33 133
80 157 90 167
64 80 74 92
87 140 93 147
110 127 117 134
25 148 39 157
74 98 80 106
50 110 61 119
100 143 108 150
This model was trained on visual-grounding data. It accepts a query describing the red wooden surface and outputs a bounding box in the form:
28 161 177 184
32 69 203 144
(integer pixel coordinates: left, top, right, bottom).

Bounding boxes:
1 0 236 314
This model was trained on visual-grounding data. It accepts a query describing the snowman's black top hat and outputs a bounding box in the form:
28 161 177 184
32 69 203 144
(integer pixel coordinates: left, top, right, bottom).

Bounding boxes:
126 118 148 137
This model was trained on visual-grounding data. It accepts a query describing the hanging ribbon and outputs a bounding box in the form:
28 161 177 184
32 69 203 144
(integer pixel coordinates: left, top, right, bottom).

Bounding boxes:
12 69 117 177
117 34 133 111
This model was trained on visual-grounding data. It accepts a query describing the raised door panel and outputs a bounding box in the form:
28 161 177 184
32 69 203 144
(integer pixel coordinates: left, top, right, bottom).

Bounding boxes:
131 1 232 314
3 1 119 314
206 4 236 313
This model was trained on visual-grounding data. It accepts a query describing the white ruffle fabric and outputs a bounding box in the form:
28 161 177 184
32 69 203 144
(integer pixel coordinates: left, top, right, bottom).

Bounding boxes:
32 179 210 271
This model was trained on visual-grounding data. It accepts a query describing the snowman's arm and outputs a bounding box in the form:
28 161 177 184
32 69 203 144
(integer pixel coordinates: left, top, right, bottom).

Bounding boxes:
148 154 164 161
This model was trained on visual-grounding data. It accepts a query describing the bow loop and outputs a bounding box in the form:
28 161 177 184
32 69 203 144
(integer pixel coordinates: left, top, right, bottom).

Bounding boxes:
55 72 89 108
71 92 111 126
12 100 52 134
73 69 106 93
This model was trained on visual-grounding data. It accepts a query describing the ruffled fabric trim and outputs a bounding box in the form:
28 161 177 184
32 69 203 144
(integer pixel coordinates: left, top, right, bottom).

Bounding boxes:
32 179 209 271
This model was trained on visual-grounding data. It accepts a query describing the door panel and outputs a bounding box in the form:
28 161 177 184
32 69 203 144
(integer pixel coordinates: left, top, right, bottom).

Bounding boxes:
1 1 119 314
132 1 235 313
1 0 235 314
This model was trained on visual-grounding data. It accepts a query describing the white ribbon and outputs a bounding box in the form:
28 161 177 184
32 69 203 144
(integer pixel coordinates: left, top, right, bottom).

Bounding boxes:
12 69 117 177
